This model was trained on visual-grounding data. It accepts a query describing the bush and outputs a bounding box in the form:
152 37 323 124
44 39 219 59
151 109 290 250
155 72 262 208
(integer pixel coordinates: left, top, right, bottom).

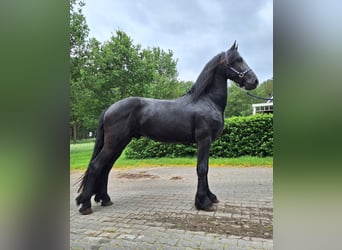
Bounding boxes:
125 114 273 159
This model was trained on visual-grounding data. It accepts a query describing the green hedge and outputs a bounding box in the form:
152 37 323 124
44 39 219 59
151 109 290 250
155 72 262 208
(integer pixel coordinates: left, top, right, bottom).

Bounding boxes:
125 114 273 159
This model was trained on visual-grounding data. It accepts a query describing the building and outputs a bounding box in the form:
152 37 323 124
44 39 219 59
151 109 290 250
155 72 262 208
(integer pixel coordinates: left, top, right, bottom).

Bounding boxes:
252 96 273 115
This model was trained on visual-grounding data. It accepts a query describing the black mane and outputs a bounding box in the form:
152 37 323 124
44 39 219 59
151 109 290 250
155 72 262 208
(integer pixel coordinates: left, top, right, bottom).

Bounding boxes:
185 52 225 100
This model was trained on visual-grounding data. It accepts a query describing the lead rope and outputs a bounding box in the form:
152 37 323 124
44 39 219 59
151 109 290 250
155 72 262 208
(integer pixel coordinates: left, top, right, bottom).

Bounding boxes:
246 91 273 101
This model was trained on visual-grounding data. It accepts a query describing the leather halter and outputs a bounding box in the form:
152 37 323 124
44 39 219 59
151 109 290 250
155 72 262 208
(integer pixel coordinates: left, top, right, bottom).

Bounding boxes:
225 51 251 79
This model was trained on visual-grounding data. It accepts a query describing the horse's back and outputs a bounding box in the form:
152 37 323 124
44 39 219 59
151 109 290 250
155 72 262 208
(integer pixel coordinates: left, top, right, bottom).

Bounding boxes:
105 96 139 115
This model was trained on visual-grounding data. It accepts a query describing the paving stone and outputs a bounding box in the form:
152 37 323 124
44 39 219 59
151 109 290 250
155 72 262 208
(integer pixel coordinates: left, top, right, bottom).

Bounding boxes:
155 236 180 246
71 167 273 250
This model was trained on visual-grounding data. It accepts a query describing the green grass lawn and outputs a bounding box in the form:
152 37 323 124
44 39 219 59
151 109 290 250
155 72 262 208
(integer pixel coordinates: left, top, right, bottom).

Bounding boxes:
70 141 273 170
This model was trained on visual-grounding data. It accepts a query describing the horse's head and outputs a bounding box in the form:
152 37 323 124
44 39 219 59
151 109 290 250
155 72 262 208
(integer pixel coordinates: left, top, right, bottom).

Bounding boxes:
225 41 259 90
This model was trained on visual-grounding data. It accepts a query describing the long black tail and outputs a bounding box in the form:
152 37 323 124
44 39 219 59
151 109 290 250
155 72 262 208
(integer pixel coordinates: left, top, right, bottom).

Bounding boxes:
77 108 108 193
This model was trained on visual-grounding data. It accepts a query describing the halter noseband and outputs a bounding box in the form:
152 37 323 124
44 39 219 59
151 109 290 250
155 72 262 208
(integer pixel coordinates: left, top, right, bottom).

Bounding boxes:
229 66 251 79
225 51 251 79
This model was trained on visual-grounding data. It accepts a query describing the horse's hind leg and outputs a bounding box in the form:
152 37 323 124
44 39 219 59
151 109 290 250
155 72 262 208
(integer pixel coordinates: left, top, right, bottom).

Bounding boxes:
93 137 133 208
93 161 114 206
77 146 116 215
93 150 124 207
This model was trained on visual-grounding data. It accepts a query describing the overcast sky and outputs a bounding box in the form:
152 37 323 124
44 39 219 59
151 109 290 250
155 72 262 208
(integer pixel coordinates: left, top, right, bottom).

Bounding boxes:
83 0 273 83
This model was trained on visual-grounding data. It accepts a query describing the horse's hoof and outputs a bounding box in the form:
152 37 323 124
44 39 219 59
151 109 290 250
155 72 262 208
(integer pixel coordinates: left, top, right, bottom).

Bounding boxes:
195 196 215 211
196 204 216 211
203 203 217 211
212 198 219 203
101 200 113 206
75 196 82 206
79 207 93 215
209 196 219 203
208 192 219 203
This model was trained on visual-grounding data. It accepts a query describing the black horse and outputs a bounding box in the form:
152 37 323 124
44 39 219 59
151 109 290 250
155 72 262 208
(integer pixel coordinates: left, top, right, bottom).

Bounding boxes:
76 41 258 215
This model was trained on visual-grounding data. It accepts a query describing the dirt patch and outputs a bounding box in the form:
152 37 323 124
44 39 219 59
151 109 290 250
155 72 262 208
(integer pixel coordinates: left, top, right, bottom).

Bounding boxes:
154 204 273 239
117 171 160 179
170 176 183 180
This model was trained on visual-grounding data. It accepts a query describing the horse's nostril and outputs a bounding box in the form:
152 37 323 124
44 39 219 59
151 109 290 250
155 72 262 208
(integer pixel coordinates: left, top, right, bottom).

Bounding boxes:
255 79 259 85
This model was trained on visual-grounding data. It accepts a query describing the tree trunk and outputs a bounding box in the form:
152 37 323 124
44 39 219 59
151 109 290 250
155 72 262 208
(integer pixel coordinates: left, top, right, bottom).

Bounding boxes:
73 123 77 143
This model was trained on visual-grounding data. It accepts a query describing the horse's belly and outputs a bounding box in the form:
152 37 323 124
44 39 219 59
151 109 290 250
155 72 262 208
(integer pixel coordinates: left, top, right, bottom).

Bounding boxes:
141 122 194 143
138 114 194 143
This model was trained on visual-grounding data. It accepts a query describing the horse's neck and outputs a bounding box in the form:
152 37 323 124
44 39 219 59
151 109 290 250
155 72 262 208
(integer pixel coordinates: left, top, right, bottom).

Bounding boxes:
206 74 227 112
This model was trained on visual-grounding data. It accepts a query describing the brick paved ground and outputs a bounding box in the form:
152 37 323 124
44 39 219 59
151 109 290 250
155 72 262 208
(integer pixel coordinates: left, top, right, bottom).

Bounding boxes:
70 167 273 250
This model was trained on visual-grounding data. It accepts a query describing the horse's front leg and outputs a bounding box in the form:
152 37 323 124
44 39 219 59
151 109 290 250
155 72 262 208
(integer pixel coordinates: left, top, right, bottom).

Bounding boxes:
195 137 216 210
206 175 219 203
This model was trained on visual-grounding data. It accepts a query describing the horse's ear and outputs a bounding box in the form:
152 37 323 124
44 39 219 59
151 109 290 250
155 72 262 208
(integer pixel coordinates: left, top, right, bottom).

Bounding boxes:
229 40 237 51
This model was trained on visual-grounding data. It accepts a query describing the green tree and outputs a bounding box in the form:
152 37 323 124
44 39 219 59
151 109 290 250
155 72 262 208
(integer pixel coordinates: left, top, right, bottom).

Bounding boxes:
70 0 90 142
255 78 273 99
87 30 181 103
76 37 103 131
141 47 179 99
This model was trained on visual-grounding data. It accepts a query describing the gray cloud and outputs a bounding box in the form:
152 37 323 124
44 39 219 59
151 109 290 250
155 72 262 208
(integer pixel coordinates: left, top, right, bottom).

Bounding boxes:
83 0 273 82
